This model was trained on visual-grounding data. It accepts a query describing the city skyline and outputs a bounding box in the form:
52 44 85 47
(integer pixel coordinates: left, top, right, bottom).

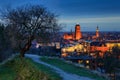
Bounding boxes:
0 0 120 31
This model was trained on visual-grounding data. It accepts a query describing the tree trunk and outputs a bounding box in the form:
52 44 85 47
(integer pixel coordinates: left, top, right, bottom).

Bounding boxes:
20 36 34 57
20 49 25 57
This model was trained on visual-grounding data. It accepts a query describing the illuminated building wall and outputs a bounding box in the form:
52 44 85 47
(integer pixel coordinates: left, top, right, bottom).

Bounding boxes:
63 33 74 40
61 42 120 57
75 24 82 40
63 24 82 40
90 41 109 53
61 44 84 53
90 46 109 52
106 42 120 51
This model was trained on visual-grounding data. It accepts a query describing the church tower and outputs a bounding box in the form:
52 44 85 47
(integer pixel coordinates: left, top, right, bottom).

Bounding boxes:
96 26 99 38
75 24 82 40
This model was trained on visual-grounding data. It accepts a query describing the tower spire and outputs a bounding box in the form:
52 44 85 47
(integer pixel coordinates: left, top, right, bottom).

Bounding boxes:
96 26 99 38
96 26 99 31
71 28 72 33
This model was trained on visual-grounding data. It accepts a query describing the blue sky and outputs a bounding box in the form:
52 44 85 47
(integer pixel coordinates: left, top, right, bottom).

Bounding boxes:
0 0 120 31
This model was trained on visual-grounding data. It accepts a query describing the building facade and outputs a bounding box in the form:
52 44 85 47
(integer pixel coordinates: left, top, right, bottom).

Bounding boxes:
63 24 82 40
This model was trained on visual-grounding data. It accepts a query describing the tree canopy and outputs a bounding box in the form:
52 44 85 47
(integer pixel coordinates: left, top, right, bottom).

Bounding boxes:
1 5 61 57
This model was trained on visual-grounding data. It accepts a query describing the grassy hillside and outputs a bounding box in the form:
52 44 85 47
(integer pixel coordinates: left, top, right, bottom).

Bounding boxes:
41 57 106 80
0 56 62 80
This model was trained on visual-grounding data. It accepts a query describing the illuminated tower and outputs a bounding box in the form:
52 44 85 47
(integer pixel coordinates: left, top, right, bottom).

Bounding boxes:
75 24 82 40
96 26 99 38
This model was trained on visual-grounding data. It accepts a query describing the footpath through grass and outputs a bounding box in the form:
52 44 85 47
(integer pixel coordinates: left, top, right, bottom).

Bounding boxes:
0 56 62 80
41 57 106 80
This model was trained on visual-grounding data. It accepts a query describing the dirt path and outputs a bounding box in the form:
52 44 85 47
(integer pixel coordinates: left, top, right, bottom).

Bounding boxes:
25 54 94 80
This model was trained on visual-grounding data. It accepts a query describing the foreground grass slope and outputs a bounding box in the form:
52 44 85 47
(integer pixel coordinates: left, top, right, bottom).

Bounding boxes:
0 56 61 80
41 57 106 80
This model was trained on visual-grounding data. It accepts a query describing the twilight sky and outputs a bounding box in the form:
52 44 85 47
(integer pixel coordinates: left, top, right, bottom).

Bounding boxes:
0 0 120 31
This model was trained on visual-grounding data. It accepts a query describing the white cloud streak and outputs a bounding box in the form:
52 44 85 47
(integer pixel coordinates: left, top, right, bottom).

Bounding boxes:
59 16 120 24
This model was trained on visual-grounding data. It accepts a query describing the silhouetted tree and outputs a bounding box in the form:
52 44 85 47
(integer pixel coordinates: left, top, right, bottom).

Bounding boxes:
103 49 120 79
104 52 116 73
0 23 4 49
0 23 5 61
0 23 12 61
112 45 120 59
1 5 61 57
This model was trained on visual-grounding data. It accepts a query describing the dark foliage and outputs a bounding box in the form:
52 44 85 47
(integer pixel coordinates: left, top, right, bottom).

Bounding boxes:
0 23 13 62
1 4 61 57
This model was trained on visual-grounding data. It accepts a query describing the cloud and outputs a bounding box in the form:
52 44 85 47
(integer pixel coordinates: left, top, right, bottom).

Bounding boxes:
59 16 120 24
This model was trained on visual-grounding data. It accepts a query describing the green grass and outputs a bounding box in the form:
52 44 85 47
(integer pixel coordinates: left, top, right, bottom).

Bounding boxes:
41 57 106 80
28 58 62 80
0 65 16 80
0 56 62 80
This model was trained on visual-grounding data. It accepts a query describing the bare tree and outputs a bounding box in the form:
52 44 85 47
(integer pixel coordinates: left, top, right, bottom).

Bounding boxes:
1 5 61 57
